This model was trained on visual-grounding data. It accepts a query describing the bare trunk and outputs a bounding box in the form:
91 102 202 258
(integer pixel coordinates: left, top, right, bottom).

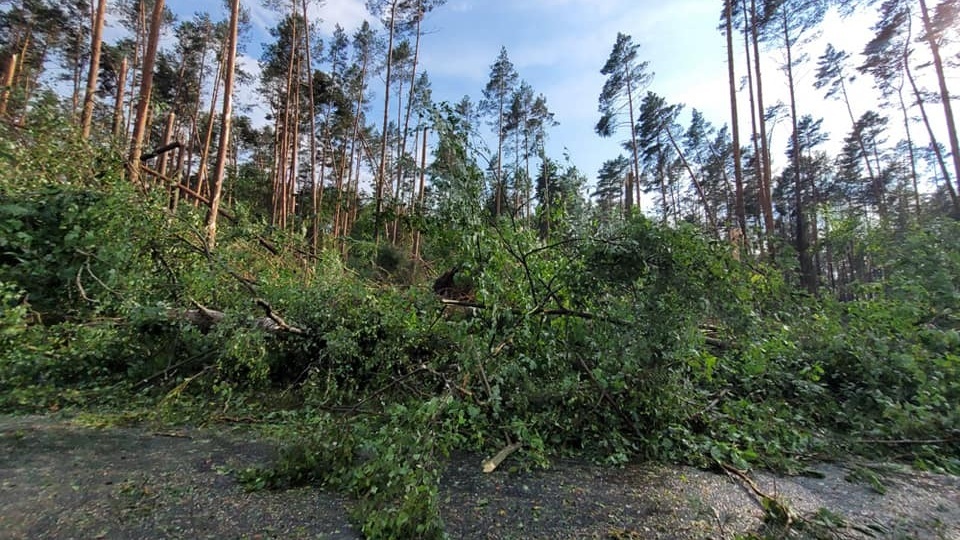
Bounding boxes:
782 13 816 293
195 46 224 206
184 22 213 195
336 50 369 239
375 0 400 243
903 49 956 209
625 76 638 212
81 0 107 138
157 111 176 180
725 0 747 245
918 0 960 200
742 0 764 250
665 126 718 233
301 0 321 253
413 126 428 263
0 54 17 116
112 57 128 138
128 0 165 186
204 0 240 249
750 0 775 245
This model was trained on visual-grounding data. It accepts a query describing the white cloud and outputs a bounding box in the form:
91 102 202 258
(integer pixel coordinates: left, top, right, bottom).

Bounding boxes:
311 0 370 35
242 0 370 39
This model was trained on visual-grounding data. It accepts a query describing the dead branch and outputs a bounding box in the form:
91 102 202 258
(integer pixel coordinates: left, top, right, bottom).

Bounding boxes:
140 140 182 161
134 350 215 389
254 298 304 334
718 461 796 527
439 298 629 326
75 265 96 303
855 436 959 445
482 442 522 473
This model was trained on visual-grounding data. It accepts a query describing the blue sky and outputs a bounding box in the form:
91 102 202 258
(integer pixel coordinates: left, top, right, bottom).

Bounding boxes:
152 0 920 203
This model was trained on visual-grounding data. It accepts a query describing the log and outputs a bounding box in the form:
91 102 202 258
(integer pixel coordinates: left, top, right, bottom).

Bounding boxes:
166 299 303 335
482 442 522 473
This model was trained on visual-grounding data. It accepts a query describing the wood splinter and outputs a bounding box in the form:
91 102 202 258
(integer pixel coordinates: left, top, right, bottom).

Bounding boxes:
482 442 522 473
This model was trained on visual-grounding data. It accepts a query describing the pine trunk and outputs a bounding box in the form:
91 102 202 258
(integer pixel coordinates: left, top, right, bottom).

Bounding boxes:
128 0 165 186
725 0 747 246
918 0 960 201
375 0 400 243
81 0 107 139
205 0 240 249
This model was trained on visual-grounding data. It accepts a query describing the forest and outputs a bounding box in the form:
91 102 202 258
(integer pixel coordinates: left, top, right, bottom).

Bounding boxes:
1 0 959 537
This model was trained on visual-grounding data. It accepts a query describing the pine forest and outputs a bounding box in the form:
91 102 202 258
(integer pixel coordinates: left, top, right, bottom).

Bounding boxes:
1 0 959 537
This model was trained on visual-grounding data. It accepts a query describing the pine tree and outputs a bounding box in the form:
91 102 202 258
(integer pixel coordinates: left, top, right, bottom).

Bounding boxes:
204 0 240 248
596 32 652 212
480 46 519 218
723 0 748 244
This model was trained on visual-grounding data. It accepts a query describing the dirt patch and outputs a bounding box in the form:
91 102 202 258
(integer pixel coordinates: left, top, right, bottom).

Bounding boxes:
2 415 958 539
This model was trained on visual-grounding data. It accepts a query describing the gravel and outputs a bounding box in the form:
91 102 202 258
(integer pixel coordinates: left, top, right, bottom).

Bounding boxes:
2 416 957 539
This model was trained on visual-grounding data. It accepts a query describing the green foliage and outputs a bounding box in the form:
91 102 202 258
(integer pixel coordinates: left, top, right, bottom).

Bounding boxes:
240 400 450 539
3 100 960 537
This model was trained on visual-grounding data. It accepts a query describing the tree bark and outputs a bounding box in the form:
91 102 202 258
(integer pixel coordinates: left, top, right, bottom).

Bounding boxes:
725 0 748 246
904 36 959 213
625 77 638 212
301 0 322 254
375 0 401 243
128 0 165 186
750 0 775 247
0 54 16 117
205 0 240 249
112 56 128 138
781 12 816 293
918 0 960 201
81 0 107 138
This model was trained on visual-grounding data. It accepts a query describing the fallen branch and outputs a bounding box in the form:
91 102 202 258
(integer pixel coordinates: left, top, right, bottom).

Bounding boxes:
140 140 182 161
482 442 522 473
438 299 629 326
164 299 304 335
255 298 304 334
718 461 796 528
855 437 959 445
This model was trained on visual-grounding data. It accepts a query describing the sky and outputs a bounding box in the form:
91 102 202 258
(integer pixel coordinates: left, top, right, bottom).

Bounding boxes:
150 0 934 205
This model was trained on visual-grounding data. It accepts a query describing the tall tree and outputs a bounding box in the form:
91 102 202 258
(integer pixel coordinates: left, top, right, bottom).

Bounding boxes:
480 46 519 218
395 0 445 241
637 91 681 223
762 0 829 293
127 0 164 185
595 155 630 217
595 32 652 212
0 0 71 117
815 44 879 191
722 0 748 244
859 0 960 216
368 0 403 242
505 80 534 217
80 0 106 137
744 0 776 246
333 21 380 240
205 0 240 248
300 0 321 253
917 0 960 200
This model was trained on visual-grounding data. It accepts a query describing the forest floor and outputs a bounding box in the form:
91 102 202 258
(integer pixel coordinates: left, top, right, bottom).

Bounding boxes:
1 414 958 539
